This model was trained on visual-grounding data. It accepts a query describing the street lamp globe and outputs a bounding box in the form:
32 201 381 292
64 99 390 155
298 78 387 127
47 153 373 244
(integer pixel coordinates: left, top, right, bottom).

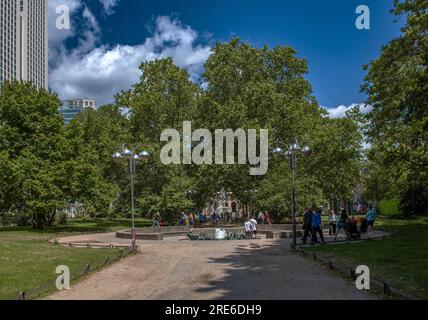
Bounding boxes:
290 142 301 152
112 152 123 161
112 152 122 158
139 150 151 161
301 146 312 157
272 147 284 157
121 148 133 160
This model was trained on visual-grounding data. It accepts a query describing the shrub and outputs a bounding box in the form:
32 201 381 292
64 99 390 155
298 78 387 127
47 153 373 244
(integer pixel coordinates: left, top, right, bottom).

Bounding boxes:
399 179 428 217
0 212 31 226
58 212 68 225
377 199 400 218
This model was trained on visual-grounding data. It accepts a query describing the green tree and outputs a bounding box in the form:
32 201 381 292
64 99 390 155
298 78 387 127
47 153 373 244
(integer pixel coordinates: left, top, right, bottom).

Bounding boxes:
110 40 364 220
201 39 362 214
115 58 202 219
362 0 428 216
64 104 131 218
308 116 363 207
0 81 66 229
200 39 323 205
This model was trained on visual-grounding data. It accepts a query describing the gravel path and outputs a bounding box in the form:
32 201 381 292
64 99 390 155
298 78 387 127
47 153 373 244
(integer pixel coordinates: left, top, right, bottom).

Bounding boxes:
48 236 376 300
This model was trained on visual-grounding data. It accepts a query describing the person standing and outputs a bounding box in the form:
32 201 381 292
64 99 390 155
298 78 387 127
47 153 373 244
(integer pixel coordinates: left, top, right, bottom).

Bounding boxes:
311 209 325 245
366 205 378 234
244 218 253 239
153 212 161 227
302 208 312 245
264 211 271 224
189 212 194 228
180 211 188 226
250 216 258 239
212 212 219 226
334 209 350 241
257 212 265 224
198 212 205 225
328 210 337 236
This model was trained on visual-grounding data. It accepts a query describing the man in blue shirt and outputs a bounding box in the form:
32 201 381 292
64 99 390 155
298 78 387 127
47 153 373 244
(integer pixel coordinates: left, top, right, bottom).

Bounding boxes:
311 208 325 245
366 205 378 234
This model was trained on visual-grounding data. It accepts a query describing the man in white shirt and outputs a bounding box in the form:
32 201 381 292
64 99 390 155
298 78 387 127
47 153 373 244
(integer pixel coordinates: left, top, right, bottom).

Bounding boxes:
250 217 258 239
244 219 253 239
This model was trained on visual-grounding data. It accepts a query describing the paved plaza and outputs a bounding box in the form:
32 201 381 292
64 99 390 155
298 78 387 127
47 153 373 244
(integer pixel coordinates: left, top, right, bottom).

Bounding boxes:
49 233 377 300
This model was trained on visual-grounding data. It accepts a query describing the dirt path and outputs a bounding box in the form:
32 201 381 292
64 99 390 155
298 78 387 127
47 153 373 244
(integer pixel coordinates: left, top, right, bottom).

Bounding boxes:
49 237 376 300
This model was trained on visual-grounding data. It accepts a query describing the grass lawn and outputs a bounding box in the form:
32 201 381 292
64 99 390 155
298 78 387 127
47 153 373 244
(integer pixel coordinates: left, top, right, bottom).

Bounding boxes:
0 217 151 300
305 217 428 299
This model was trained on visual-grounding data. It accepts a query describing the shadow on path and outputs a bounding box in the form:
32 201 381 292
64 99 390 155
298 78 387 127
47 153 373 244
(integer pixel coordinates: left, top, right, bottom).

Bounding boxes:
193 239 376 300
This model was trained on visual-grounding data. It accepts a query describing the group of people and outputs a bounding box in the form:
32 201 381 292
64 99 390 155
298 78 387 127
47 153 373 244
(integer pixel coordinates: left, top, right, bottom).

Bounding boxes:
153 205 378 245
242 211 274 239
179 211 195 227
256 211 272 225
177 210 273 227
302 208 325 245
302 205 378 245
178 211 233 226
244 217 258 239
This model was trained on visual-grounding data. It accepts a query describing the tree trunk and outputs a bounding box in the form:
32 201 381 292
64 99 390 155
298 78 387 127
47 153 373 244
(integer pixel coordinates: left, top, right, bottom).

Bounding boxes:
32 213 44 230
47 211 56 226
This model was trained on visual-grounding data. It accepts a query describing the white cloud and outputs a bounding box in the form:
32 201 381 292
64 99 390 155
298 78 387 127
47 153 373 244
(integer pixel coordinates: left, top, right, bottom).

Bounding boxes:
98 0 121 15
77 6 101 53
324 103 373 118
48 0 81 63
49 16 212 106
48 1 103 67
48 0 120 60
48 0 81 44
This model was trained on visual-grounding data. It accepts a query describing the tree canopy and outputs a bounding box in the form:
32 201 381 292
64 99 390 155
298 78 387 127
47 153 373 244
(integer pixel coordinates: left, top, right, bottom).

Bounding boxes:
0 38 367 226
362 0 428 216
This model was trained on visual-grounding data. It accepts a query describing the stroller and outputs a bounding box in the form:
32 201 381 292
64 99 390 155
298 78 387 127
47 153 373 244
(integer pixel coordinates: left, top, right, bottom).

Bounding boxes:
347 219 361 240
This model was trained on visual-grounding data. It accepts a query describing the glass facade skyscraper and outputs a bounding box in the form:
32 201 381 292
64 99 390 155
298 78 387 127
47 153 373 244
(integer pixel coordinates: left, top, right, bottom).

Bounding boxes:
0 0 48 89
59 101 83 125
59 99 97 124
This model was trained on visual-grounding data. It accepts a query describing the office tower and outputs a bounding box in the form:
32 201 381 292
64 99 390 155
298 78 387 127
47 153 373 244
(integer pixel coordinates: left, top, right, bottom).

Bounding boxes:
60 99 97 124
0 0 48 89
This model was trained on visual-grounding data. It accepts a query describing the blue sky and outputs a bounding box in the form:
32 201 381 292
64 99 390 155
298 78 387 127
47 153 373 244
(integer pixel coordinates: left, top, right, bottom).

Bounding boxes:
48 0 405 114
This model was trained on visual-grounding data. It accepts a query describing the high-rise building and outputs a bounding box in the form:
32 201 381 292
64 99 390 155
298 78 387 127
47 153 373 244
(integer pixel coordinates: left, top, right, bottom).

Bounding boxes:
60 99 97 124
0 0 48 89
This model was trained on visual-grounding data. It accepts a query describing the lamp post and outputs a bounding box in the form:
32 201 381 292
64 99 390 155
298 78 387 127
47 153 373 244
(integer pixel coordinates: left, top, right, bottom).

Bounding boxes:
245 189 258 218
273 139 311 249
112 146 151 252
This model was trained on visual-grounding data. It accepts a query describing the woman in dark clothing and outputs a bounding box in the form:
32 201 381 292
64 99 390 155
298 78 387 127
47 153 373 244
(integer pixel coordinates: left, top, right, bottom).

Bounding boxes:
334 209 350 241
302 208 312 245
